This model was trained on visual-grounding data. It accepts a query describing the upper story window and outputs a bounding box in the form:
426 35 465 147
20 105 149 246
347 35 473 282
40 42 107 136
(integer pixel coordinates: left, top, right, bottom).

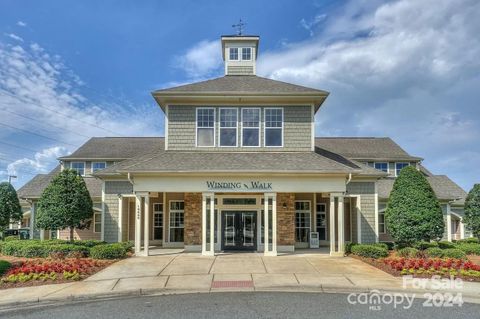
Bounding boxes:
264 108 283 147
374 162 388 173
219 108 238 147
92 162 106 173
242 47 251 60
241 108 260 147
196 108 215 147
395 162 409 176
70 162 85 176
229 47 239 60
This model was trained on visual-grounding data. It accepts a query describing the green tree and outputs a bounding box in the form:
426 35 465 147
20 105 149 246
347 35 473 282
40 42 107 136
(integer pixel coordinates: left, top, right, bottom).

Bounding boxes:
0 182 23 235
36 169 93 241
464 184 480 239
385 166 444 244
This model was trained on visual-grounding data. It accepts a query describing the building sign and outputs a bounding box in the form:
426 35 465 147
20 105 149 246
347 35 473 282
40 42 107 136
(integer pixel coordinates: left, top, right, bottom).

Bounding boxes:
206 181 272 191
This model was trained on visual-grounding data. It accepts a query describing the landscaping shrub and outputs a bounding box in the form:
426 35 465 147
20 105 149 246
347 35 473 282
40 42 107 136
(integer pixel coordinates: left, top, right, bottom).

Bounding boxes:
424 247 444 258
456 238 479 244
438 241 456 249
1 240 92 258
90 243 127 259
0 260 11 276
20 244 49 258
1 240 25 256
4 236 19 242
456 243 480 255
372 243 389 250
47 244 90 258
413 241 439 250
351 244 388 259
119 241 134 253
382 242 395 250
442 248 467 259
72 240 105 248
397 247 420 258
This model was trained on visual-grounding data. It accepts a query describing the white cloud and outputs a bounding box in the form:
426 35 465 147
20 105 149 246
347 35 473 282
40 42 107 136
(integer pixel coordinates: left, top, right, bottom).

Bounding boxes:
16 21 27 27
256 0 480 191
174 40 222 78
0 39 164 188
300 14 327 36
5 33 23 42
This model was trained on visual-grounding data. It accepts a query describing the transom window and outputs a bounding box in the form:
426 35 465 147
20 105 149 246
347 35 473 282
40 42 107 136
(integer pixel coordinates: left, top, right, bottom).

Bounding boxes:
92 162 106 173
169 201 184 242
242 47 251 60
219 108 238 147
196 108 215 147
70 162 85 176
374 162 388 173
242 108 260 147
395 162 409 176
229 47 239 60
264 108 283 147
295 201 311 243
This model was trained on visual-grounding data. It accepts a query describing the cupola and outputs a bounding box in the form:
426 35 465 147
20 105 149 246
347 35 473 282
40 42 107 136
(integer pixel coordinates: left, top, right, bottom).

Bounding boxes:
221 35 259 75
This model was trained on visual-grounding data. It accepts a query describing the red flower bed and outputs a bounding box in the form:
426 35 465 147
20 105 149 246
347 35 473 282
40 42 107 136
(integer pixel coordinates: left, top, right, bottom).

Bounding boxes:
5 259 102 277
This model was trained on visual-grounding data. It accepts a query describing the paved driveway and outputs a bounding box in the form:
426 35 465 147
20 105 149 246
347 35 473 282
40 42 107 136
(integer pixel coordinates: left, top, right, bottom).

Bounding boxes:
79 250 401 294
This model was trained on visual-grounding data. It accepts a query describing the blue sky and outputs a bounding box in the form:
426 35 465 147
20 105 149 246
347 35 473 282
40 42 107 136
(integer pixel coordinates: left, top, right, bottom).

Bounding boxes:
0 0 479 192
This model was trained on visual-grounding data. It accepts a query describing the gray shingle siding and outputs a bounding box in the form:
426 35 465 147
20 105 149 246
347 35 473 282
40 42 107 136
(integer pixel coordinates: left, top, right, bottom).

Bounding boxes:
104 181 133 243
167 105 312 151
347 182 377 243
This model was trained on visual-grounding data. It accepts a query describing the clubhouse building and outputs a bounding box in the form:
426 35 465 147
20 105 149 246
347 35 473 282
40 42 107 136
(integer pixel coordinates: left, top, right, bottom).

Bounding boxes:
17 34 469 256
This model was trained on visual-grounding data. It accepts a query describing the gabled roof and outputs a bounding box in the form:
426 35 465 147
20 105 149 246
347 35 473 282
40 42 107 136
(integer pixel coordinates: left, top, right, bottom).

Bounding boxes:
377 175 467 203
315 137 422 161
17 166 102 200
59 137 164 160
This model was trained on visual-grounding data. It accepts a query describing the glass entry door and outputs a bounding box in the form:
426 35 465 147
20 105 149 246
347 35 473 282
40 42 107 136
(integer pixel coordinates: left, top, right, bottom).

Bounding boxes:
221 211 257 251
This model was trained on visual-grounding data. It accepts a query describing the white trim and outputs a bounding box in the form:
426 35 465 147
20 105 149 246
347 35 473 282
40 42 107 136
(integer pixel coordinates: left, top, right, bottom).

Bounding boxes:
134 194 142 254
446 204 452 242
241 47 252 61
329 194 335 255
144 196 150 256
70 161 86 176
101 182 105 241
165 105 169 150
91 161 107 174
240 107 261 147
264 107 284 148
168 200 185 243
378 208 386 234
228 47 240 61
219 107 238 147
373 162 389 174
337 196 344 253
394 162 410 177
311 104 315 151
195 107 216 147
162 192 166 244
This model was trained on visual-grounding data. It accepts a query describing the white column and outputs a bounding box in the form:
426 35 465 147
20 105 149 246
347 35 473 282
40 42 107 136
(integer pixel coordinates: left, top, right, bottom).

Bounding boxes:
40 229 45 241
118 196 123 243
201 193 207 255
144 196 150 256
271 194 277 256
446 204 452 242
460 218 465 239
209 193 215 255
264 193 269 255
356 196 362 244
329 194 336 255
29 202 36 240
134 194 142 254
337 196 344 254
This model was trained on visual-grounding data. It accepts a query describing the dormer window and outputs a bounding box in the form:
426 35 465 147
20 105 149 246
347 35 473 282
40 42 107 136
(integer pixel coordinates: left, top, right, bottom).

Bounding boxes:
196 108 215 147
242 47 251 60
229 48 239 60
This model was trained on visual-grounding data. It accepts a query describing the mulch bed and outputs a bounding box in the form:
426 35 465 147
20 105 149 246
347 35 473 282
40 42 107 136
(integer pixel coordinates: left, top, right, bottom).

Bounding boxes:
351 254 480 282
0 255 116 289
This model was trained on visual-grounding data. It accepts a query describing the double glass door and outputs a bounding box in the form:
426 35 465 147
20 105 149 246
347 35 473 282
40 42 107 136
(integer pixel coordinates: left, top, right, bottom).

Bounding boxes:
222 211 257 251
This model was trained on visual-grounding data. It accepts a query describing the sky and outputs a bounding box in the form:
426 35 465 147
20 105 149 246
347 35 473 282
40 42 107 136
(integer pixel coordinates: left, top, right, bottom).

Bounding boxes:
0 0 479 192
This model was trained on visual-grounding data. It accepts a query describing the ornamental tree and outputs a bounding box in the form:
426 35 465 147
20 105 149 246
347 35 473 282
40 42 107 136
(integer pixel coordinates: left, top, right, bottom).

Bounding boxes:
464 184 480 239
36 169 93 241
0 182 23 234
385 166 444 244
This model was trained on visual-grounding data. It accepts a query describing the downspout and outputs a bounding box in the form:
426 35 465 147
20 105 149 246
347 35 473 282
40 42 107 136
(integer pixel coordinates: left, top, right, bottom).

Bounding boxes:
127 172 134 185
346 173 352 185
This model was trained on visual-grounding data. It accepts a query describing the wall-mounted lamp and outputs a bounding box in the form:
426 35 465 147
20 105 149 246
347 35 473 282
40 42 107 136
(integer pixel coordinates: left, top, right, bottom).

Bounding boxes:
282 203 287 209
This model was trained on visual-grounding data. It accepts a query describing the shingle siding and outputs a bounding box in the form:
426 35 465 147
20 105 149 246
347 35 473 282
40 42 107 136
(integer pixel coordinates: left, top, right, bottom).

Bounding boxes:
347 182 377 243
167 105 312 151
104 181 133 243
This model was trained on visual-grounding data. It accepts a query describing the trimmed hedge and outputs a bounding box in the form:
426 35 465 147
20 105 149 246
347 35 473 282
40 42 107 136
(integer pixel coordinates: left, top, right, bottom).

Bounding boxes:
397 247 419 258
0 260 11 275
413 241 438 250
456 243 480 255
424 247 444 258
438 241 456 249
351 244 389 259
442 248 467 259
90 243 127 260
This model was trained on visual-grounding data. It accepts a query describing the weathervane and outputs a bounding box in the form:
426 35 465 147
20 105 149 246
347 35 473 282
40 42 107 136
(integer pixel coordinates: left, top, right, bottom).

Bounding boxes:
232 19 246 36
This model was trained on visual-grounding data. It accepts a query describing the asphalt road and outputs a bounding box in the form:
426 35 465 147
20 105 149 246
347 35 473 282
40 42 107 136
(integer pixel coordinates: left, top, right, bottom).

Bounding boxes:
3 292 480 319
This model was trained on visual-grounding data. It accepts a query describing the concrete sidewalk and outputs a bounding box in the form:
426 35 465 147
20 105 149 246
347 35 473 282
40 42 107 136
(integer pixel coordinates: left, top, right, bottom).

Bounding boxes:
1 252 479 309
